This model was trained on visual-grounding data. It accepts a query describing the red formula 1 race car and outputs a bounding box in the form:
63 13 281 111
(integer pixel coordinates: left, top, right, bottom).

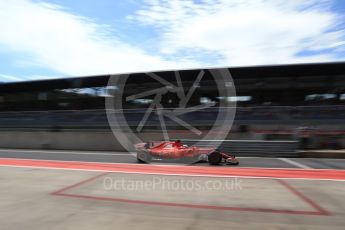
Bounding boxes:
134 140 239 165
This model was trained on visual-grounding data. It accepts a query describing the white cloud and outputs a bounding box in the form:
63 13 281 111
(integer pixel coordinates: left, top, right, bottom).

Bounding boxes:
0 0 198 77
0 73 23 81
0 0 344 80
130 0 345 66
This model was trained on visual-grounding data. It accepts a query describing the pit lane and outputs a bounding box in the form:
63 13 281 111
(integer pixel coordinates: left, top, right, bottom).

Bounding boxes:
1 149 345 229
1 165 345 230
0 148 345 169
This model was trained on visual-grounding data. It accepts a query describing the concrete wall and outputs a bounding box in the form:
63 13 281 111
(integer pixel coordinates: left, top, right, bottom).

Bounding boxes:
0 130 263 151
0 131 124 151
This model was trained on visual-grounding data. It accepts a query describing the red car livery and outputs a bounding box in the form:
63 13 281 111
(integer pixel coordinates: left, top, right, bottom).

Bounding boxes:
135 140 239 165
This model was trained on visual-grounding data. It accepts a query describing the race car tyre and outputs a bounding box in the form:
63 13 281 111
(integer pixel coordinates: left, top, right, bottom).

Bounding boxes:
137 151 152 163
208 151 222 165
197 154 208 163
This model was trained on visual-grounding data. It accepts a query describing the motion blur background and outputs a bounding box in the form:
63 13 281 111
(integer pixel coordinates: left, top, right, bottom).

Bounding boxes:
0 62 345 156
1 0 345 157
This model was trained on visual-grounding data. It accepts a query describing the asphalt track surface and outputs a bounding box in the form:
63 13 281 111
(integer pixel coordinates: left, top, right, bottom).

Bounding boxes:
1 149 345 229
0 148 345 169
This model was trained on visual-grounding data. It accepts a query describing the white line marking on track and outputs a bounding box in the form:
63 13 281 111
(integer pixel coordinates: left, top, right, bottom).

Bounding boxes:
278 158 312 169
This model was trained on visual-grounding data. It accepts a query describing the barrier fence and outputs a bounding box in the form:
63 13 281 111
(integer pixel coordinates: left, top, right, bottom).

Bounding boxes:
181 139 300 157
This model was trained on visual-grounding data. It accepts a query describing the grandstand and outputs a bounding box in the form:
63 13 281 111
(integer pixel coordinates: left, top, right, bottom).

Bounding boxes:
0 62 345 150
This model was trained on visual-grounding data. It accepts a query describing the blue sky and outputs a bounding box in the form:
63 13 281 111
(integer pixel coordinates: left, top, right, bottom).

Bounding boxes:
0 0 345 82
